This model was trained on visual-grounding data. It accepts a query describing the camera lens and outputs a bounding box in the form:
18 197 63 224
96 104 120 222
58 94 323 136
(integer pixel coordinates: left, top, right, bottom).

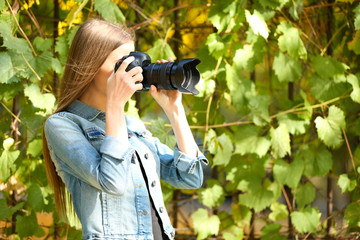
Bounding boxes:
114 51 201 94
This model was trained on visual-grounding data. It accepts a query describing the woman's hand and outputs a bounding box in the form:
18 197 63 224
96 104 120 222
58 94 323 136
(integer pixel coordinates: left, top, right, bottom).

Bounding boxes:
149 58 183 113
107 56 143 109
106 56 143 139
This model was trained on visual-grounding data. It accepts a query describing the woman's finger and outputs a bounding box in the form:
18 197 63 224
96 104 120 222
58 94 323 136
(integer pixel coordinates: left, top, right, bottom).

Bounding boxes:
116 56 135 73
127 66 143 77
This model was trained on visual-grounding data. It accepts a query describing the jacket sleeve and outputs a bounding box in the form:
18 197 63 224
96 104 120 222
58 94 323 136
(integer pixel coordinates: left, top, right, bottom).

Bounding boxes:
154 136 209 189
45 114 135 196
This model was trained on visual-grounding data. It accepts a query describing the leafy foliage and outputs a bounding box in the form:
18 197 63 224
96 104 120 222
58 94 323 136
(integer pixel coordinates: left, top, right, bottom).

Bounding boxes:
1 0 360 239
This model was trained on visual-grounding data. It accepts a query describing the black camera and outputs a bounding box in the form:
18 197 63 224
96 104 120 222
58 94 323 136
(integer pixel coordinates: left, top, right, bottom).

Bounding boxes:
114 51 201 95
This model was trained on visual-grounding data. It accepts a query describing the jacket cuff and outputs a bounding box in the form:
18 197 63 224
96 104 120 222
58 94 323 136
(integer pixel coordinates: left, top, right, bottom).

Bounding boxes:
100 135 135 160
174 146 208 174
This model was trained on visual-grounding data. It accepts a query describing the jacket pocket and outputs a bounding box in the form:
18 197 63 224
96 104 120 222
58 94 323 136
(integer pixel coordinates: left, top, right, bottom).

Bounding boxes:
84 127 105 151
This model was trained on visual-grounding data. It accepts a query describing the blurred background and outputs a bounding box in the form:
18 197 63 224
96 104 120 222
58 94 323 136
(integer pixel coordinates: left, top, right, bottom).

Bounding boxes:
1 0 360 239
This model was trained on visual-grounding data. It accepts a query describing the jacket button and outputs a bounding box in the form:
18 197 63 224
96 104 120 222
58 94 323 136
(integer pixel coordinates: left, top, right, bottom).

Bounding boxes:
151 181 156 187
144 153 149 159
159 206 164 213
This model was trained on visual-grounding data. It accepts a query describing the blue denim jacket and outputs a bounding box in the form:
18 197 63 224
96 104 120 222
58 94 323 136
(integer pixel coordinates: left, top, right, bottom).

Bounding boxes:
44 100 208 240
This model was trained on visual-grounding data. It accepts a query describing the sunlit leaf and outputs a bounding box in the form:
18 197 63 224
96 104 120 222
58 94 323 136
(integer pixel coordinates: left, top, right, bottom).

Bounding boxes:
269 202 288 221
273 52 302 82
24 83 56 114
198 179 225 208
347 74 360 103
315 105 346 149
146 39 176 61
245 10 269 39
234 125 271 157
0 149 20 182
291 206 321 233
270 124 291 158
338 174 357 194
277 114 310 135
191 208 220 240
276 21 307 59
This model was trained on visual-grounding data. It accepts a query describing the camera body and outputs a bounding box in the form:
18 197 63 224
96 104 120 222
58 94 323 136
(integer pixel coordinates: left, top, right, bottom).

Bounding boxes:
114 51 201 95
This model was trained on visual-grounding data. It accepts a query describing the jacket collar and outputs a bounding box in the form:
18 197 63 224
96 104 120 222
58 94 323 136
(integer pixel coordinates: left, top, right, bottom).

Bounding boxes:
66 100 105 121
66 100 145 134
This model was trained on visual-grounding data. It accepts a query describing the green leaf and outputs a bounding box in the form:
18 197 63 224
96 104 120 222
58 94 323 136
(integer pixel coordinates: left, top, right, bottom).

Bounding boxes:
277 113 310 135
238 185 274 212
24 83 56 114
276 21 307 59
289 0 304 20
198 179 225 208
27 139 43 157
146 39 176 61
0 149 20 181
223 226 244 240
338 174 357 194
354 4 360 30
234 125 271 157
191 208 220 240
248 95 271 126
207 132 233 167
0 0 6 11
269 202 288 221
150 118 176 149
0 21 32 54
273 157 304 189
16 211 45 238
245 10 269 39
226 156 270 192
312 55 349 80
295 182 316 209
260 223 287 240
345 202 360 227
233 38 265 72
94 0 125 23
33 37 52 52
309 74 349 102
0 81 22 102
225 64 256 108
273 52 302 82
0 52 14 83
270 124 291 158
51 57 64 75
315 105 346 149
55 34 70 63
231 204 252 225
302 146 333 177
205 33 225 59
347 74 360 103
27 183 45 212
291 207 321 233
0 199 24 220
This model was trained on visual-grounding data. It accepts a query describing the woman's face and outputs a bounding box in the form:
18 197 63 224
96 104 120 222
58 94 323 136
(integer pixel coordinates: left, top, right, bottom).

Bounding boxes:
93 41 135 96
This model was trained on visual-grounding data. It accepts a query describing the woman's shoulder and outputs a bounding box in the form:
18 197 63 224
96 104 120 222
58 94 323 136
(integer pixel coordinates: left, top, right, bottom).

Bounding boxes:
45 111 83 133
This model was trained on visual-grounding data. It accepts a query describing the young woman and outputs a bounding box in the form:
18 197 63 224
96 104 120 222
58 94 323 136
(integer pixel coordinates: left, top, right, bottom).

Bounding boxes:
43 19 208 240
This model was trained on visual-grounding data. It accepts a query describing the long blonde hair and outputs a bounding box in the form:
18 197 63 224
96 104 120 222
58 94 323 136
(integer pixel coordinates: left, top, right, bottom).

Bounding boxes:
42 19 134 218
